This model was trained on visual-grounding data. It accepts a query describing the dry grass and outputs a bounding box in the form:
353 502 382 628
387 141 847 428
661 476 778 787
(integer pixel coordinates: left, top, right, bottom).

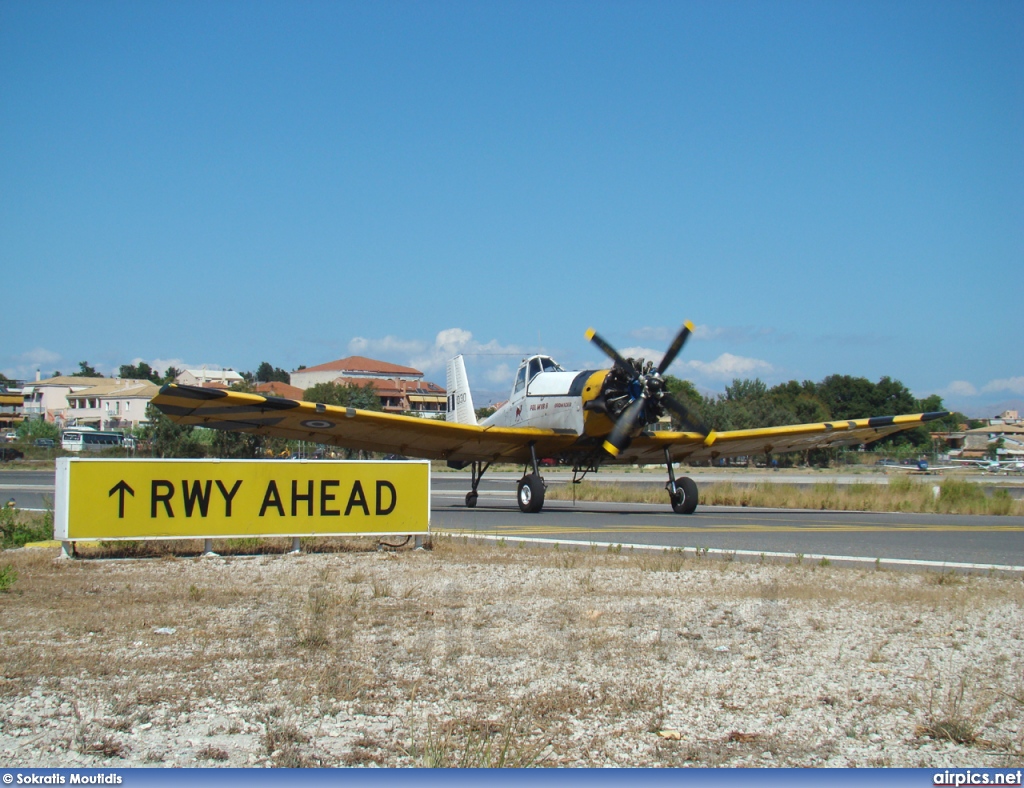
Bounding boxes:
1 538 1022 767
547 477 1024 515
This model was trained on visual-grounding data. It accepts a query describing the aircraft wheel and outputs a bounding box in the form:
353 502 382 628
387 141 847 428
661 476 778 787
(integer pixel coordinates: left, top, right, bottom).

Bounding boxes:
465 491 478 508
670 476 699 514
517 474 545 514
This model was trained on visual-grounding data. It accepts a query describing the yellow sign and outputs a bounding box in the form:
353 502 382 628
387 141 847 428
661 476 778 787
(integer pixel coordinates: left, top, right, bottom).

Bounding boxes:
55 458 429 540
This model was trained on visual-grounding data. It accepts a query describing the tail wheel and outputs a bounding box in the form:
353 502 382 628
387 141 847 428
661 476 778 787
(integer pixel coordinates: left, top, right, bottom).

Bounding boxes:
517 474 545 514
465 491 478 508
670 476 699 514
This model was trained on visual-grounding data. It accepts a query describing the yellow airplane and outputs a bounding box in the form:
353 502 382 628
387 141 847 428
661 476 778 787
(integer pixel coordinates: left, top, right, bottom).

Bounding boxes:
151 322 949 515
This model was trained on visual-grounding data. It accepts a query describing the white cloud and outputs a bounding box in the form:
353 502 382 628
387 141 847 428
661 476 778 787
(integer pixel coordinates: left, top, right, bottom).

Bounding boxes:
21 348 62 366
692 324 726 341
618 346 666 366
485 363 513 385
981 376 1024 396
940 380 979 398
628 326 672 343
631 324 791 345
431 328 475 359
682 353 774 381
349 335 428 358
1 348 65 380
578 344 775 383
348 328 525 379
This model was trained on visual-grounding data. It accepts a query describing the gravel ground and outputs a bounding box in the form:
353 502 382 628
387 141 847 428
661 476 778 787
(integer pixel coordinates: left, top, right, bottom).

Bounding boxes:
1 539 1022 768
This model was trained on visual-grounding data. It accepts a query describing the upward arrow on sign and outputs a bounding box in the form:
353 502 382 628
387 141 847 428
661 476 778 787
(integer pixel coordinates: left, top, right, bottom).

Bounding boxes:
108 480 135 518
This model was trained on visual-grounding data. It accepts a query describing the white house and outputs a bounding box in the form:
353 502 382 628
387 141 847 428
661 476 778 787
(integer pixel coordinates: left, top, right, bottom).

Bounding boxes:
21 376 108 424
65 380 161 431
176 368 245 387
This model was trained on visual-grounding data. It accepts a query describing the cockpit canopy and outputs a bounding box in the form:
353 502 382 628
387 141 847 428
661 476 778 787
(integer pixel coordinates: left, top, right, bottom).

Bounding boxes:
512 355 564 396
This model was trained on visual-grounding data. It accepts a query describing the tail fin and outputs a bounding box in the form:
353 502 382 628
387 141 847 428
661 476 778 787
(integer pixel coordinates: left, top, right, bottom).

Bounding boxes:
445 355 477 425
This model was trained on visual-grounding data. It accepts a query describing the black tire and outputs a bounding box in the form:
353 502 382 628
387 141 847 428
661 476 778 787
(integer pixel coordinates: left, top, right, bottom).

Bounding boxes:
517 474 545 514
670 476 699 514
465 491 478 508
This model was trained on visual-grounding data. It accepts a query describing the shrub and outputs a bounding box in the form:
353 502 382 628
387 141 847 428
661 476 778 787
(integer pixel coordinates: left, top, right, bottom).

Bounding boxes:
0 564 17 592
0 507 54 548
937 479 986 513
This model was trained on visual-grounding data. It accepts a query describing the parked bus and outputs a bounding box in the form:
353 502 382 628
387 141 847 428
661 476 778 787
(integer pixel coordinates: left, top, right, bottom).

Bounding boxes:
61 429 133 452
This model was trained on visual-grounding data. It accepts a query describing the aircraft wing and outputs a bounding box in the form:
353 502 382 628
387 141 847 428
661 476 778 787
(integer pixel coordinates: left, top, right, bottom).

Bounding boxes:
153 385 948 468
615 412 950 465
151 384 578 464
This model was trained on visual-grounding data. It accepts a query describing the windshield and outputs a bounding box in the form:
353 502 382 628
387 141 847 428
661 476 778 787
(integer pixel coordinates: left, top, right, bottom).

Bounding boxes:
513 365 527 395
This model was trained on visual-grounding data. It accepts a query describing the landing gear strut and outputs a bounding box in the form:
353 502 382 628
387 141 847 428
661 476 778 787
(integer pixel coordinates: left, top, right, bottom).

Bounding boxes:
517 443 546 514
665 448 698 514
465 461 490 508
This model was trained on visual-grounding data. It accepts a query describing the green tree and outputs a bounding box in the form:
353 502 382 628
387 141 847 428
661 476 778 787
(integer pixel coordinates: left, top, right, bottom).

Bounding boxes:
255 362 291 384
301 382 381 459
208 429 262 459
161 366 181 384
701 378 794 432
144 404 206 458
303 382 382 411
71 361 103 378
914 394 964 429
816 374 877 420
118 362 160 382
768 380 831 424
872 376 916 416
16 419 60 442
662 375 705 430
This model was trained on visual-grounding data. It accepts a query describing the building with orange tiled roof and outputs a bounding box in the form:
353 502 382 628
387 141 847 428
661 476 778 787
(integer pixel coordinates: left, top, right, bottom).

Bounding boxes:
254 381 305 400
291 356 446 416
292 356 422 384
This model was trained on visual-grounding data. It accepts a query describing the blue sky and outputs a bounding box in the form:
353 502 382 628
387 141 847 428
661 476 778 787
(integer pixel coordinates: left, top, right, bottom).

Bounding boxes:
2 1 1021 414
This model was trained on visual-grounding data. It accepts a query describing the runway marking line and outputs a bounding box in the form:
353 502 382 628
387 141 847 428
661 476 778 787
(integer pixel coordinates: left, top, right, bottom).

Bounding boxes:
441 523 1024 535
432 532 1024 575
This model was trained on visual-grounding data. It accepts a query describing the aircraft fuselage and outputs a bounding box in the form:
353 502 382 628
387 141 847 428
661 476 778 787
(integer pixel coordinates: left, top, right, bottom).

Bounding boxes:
479 357 614 438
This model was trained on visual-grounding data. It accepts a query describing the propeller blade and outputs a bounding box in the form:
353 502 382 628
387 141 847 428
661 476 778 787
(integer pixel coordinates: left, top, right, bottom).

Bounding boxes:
661 393 709 436
657 320 695 375
602 395 646 457
585 328 632 371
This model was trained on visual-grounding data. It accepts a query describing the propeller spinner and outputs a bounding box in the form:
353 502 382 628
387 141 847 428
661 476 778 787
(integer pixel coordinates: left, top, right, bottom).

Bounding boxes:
586 321 709 457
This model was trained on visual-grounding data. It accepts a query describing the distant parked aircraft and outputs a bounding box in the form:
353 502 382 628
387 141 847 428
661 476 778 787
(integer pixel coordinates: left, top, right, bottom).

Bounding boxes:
951 458 1024 474
883 459 957 474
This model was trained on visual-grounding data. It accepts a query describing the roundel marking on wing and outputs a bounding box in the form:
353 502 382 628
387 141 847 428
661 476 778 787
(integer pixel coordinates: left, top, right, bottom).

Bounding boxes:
301 419 335 429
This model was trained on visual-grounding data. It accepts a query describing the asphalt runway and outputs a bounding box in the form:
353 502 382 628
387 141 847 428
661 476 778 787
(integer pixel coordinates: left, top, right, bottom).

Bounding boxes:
0 470 55 510
3 469 1022 571
431 474 1024 571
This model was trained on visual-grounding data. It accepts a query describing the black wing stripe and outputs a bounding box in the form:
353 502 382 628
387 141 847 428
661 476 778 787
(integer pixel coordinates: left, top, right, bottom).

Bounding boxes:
191 418 286 431
160 385 228 401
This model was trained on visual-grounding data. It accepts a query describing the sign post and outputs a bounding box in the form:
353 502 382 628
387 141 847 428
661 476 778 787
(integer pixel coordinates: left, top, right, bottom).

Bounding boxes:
55 458 430 556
